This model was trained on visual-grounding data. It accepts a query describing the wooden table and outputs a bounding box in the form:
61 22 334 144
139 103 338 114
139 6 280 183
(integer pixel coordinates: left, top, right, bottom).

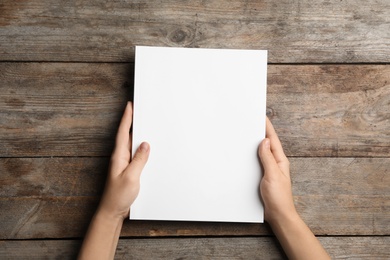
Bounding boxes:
1 1 389 259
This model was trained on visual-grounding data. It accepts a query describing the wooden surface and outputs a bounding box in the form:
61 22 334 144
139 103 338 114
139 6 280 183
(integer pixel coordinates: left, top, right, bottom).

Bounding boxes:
1 237 390 259
0 0 389 259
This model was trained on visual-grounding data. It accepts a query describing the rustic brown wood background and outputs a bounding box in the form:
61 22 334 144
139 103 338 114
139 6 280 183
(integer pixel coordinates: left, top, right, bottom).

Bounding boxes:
0 0 389 259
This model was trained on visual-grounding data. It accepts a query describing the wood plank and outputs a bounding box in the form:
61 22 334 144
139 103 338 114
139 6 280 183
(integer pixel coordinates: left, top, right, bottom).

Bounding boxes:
0 0 389 62
267 65 390 157
1 157 388 238
1 157 388 197
1 237 389 259
0 192 388 238
0 63 133 157
0 158 107 197
1 63 389 157
0 197 97 239
0 197 268 239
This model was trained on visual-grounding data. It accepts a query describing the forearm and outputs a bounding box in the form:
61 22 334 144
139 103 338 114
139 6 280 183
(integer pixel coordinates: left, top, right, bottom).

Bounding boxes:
269 212 330 260
78 210 123 260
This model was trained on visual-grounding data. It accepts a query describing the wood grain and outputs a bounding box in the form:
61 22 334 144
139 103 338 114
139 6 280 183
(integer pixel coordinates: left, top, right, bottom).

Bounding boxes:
0 63 133 157
0 195 387 239
1 0 388 257
0 157 388 239
2 157 388 197
267 65 390 157
0 0 389 62
0 158 107 197
1 237 389 259
1 63 389 157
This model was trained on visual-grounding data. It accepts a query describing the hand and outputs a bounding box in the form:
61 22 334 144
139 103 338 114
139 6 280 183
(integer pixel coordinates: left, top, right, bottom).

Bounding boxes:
258 118 330 259
79 102 150 260
97 102 150 221
258 117 297 224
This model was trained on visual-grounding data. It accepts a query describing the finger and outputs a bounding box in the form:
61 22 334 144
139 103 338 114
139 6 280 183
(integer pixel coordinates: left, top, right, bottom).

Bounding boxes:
258 138 280 175
126 142 150 179
114 102 133 156
265 117 288 164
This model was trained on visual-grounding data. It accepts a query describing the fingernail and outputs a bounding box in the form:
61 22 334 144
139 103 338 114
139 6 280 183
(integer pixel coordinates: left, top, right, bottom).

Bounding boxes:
264 139 270 149
140 142 150 152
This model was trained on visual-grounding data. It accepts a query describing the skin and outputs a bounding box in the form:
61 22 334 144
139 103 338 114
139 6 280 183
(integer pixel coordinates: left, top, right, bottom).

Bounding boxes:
78 102 150 260
259 117 330 260
79 102 330 260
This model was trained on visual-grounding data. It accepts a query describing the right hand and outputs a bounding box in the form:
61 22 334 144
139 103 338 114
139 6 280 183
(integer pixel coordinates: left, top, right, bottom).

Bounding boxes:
258 117 297 224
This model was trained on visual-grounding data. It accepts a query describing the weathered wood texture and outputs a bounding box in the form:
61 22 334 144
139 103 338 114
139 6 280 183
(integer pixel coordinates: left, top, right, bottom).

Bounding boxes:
0 63 133 157
1 157 388 239
0 158 107 197
1 0 389 258
0 0 389 63
1 63 389 157
1 237 390 259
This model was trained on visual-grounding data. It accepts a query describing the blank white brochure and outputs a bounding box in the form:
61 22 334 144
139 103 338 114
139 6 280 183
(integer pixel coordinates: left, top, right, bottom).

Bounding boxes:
131 46 267 223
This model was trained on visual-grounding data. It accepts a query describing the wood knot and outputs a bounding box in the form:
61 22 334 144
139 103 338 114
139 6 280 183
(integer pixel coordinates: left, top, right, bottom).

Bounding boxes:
170 29 187 43
166 26 195 46
266 107 275 118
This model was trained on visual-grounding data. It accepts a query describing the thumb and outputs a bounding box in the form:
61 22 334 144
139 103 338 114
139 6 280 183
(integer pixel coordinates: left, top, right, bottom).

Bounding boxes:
127 142 150 178
258 138 279 174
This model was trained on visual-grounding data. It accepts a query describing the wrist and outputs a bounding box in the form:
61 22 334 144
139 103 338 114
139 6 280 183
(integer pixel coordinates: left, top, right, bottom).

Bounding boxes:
79 205 125 260
94 207 126 226
267 209 300 229
268 210 309 240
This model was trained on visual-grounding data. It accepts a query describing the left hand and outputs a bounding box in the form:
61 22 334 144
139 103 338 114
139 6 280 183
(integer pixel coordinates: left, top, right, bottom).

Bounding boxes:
97 102 150 221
